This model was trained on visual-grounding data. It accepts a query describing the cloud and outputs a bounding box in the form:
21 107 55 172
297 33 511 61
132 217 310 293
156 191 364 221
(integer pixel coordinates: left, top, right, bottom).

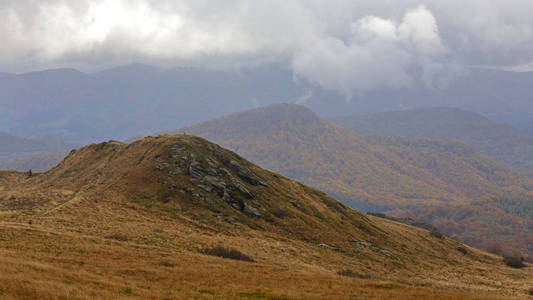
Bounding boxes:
292 5 458 97
0 1 532 94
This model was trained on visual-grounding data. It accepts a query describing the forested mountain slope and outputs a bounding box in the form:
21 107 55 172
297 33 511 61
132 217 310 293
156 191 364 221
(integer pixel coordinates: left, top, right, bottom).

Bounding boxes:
170 104 533 256
330 107 533 174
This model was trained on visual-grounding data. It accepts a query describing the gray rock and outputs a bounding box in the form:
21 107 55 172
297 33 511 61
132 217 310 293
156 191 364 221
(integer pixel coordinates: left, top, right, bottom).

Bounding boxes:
319 243 337 250
189 163 204 179
243 202 261 218
197 184 213 192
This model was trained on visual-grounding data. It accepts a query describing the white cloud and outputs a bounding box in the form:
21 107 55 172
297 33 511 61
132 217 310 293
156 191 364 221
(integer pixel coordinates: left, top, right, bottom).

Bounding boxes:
398 5 445 55
356 16 398 42
292 5 455 97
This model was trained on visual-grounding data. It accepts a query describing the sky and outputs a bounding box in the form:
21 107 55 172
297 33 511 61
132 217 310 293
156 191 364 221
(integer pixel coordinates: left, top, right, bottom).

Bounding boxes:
1 0 533 95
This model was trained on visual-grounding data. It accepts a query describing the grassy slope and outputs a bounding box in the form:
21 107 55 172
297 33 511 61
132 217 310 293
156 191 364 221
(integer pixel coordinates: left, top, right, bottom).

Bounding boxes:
0 136 532 299
169 104 533 257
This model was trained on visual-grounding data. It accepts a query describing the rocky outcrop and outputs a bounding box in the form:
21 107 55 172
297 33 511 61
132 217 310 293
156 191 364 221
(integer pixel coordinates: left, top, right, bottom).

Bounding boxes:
154 142 264 218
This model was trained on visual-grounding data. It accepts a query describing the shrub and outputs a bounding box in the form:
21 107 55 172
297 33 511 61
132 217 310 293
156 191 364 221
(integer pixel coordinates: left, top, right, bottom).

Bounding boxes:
272 209 288 219
105 233 129 242
457 247 467 255
503 253 525 269
337 269 370 279
488 244 504 256
429 229 444 239
156 188 171 203
367 212 387 218
159 261 175 268
337 269 356 277
121 288 132 295
200 246 254 262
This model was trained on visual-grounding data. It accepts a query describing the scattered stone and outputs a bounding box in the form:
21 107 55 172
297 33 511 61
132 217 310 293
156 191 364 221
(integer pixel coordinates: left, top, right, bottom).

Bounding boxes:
243 202 261 218
319 243 337 250
198 184 213 193
189 162 204 179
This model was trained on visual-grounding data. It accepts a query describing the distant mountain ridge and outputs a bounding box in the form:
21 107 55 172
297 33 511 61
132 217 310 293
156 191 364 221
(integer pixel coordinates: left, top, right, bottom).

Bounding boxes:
0 131 76 153
2 64 533 143
0 132 76 171
0 152 67 172
330 107 533 174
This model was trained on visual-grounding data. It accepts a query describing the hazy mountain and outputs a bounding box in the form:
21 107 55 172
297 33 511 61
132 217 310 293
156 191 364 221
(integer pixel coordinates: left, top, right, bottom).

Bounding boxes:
0 132 76 172
2 64 533 143
0 132 76 153
0 64 307 143
331 107 533 174
169 104 533 256
1 135 530 298
0 152 66 172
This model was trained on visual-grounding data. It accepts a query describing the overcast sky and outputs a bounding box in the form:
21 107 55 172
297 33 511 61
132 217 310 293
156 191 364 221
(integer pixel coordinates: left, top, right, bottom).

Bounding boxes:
1 0 532 94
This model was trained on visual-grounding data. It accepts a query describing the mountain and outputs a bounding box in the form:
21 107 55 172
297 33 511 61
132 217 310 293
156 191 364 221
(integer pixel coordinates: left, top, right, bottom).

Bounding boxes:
0 152 66 172
1 135 531 298
168 104 533 256
0 64 306 143
365 135 533 253
330 107 533 174
0 131 76 172
0 131 76 154
2 64 533 143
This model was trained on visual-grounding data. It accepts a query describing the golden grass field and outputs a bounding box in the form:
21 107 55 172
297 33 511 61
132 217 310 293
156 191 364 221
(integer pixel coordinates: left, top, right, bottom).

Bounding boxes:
1 135 532 299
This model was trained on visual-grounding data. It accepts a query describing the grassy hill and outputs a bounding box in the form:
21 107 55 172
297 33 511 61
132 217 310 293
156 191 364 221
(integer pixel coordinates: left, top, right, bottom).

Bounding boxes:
169 104 533 257
0 135 532 298
330 107 533 175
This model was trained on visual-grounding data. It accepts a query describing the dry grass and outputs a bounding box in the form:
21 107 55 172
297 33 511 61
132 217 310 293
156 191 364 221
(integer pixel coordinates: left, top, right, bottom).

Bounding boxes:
1 136 532 299
0 222 523 300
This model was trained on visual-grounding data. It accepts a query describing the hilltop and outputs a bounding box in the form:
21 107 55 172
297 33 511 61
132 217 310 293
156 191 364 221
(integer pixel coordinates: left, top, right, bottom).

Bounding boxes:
330 107 533 174
169 104 533 256
1 135 532 299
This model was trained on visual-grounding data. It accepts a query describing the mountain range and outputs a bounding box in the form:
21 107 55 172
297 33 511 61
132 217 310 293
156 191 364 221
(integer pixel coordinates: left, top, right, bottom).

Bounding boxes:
2 64 533 143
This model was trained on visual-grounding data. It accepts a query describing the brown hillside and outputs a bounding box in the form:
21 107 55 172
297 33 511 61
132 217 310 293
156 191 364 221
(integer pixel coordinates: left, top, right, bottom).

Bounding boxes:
1 135 532 299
